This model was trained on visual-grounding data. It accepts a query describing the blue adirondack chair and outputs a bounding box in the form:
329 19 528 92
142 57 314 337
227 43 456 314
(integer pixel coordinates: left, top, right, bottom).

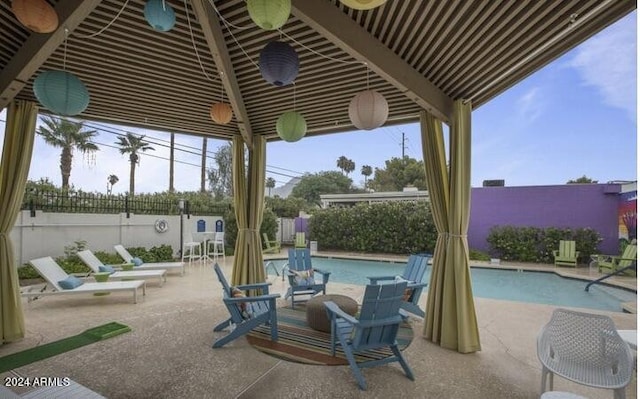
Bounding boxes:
212 264 280 348
284 248 331 308
367 254 430 317
324 282 415 390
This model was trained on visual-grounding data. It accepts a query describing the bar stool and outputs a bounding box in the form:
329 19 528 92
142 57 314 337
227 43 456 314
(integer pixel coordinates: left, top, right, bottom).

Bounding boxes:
182 233 202 268
207 232 226 263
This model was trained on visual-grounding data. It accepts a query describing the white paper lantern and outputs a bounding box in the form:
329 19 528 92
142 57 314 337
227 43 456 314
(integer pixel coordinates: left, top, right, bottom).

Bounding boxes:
348 90 388 130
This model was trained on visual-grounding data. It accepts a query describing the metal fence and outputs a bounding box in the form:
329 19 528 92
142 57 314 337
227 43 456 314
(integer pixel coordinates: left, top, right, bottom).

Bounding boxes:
21 190 229 216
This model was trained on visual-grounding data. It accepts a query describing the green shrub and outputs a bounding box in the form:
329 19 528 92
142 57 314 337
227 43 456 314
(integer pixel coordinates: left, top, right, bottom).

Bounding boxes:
469 249 490 261
18 264 40 279
487 225 602 264
126 244 175 262
308 202 436 254
93 251 126 265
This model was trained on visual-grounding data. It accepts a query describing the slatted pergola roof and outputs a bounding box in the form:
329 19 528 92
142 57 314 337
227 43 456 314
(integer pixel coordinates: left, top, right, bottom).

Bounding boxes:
1 0 635 146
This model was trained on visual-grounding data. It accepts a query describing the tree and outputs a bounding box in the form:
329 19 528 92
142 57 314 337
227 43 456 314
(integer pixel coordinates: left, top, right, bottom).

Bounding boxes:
107 174 119 194
290 171 354 205
369 156 427 191
36 115 99 189
361 165 373 187
266 177 276 196
115 132 155 196
336 155 355 176
567 175 598 184
207 142 234 199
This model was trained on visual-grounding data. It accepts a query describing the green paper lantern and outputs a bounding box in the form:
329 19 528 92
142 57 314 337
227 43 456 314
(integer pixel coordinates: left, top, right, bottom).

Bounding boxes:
33 70 90 116
276 111 307 142
247 0 291 31
339 0 387 10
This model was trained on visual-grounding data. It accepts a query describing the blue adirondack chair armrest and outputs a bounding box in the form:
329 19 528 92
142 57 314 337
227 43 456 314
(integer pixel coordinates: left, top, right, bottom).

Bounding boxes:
325 301 359 325
357 315 404 329
234 282 272 295
223 293 280 304
367 275 396 284
406 281 428 290
312 268 331 283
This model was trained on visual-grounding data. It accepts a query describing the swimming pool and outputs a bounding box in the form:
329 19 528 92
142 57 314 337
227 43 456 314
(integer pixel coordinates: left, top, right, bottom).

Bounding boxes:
266 257 637 313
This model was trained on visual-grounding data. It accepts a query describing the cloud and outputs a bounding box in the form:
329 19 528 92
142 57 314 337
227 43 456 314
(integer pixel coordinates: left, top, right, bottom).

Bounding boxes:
516 87 544 122
567 13 637 121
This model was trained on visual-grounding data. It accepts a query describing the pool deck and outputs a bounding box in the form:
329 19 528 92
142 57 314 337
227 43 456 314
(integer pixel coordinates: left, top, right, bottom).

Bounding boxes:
1 250 637 399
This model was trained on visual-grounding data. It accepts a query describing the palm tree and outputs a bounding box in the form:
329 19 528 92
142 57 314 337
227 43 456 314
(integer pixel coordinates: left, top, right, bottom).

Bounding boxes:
336 155 349 175
361 165 372 187
36 115 98 189
115 132 155 196
107 174 119 194
266 177 276 196
344 159 355 176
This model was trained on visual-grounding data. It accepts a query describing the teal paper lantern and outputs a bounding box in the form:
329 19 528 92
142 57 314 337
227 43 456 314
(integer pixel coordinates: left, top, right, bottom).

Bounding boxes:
276 111 307 142
247 0 291 31
144 0 176 32
33 70 90 116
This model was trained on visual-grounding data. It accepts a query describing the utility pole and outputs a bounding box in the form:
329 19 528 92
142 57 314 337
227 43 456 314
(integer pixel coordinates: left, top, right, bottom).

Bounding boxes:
400 132 408 159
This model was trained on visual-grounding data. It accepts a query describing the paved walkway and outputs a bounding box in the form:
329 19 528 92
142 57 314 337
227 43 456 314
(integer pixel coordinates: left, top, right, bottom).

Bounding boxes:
0 252 636 399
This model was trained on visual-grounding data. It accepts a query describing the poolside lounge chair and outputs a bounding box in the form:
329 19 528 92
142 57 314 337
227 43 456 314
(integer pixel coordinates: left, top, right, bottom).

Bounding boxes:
553 240 579 267
262 233 281 254
367 254 430 317
212 264 280 348
537 308 634 399
77 250 167 287
284 248 331 308
24 257 146 304
594 240 637 276
325 281 414 390
114 245 185 276
0 379 106 398
294 232 307 249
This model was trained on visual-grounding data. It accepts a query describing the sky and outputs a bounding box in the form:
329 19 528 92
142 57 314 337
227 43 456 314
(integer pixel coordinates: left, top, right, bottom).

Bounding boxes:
0 12 637 194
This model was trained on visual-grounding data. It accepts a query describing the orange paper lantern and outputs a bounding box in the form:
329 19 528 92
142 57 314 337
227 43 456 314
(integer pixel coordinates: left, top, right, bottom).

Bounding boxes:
210 102 233 124
12 0 59 33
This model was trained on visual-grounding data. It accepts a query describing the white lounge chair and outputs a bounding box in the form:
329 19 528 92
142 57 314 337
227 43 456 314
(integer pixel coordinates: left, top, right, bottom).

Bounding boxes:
77 250 167 287
114 245 185 276
0 378 105 398
24 257 146 304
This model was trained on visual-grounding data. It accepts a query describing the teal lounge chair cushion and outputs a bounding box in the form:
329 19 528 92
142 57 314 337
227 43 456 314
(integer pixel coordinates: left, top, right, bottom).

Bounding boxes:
131 257 143 266
99 265 116 274
58 275 84 290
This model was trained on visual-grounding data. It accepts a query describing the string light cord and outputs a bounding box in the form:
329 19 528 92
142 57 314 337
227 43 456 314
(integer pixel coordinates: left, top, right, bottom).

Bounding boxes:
208 0 253 30
277 28 363 65
74 0 131 39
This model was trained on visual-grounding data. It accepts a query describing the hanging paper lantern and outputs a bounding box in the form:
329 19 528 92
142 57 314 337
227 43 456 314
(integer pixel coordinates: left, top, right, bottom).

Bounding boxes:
33 70 90 116
247 0 291 31
144 0 176 32
11 0 59 33
348 89 388 130
276 111 306 142
259 41 299 87
339 0 387 10
210 102 233 124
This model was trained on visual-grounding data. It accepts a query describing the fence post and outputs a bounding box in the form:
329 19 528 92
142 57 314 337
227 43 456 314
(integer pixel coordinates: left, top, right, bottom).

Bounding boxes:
29 198 35 217
125 196 130 218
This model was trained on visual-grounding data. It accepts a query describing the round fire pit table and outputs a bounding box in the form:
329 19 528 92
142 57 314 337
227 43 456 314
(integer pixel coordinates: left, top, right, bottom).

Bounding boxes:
306 294 358 333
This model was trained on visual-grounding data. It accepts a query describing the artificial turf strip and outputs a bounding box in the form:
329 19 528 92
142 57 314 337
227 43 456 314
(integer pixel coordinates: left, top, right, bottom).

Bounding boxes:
0 322 131 373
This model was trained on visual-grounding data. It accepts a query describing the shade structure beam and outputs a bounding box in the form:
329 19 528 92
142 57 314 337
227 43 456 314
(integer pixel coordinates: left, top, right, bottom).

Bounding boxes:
290 0 454 124
190 0 254 148
0 0 102 110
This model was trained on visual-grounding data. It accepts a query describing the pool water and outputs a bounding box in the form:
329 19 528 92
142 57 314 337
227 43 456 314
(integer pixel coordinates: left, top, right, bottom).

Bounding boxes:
266 257 637 313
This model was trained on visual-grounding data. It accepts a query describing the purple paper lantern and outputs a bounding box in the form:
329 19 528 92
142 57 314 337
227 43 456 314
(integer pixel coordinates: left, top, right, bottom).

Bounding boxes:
259 41 299 86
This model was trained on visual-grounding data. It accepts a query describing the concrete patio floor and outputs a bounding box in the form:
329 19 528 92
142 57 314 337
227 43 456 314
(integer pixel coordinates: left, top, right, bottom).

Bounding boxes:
0 252 636 399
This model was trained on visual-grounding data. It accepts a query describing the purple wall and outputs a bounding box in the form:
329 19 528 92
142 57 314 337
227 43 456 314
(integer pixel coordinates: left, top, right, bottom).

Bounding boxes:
469 184 622 254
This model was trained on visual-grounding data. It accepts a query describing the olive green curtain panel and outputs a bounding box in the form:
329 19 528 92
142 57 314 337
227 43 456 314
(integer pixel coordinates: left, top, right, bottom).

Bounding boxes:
231 136 267 288
0 100 38 345
421 101 481 353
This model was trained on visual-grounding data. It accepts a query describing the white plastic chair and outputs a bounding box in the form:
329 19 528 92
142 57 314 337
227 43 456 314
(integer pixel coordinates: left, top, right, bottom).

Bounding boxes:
537 308 634 399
